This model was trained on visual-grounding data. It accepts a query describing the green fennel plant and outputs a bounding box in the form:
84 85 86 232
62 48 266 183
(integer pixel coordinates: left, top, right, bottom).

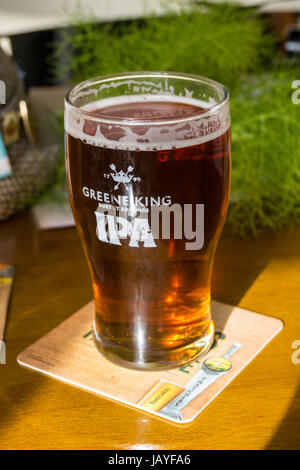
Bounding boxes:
49 1 300 236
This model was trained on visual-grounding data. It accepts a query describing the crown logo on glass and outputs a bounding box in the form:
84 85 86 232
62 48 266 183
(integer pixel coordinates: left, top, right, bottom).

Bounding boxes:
104 164 141 191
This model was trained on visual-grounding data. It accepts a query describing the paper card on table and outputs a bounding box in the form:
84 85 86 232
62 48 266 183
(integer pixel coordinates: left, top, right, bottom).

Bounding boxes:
32 202 74 230
17 300 283 423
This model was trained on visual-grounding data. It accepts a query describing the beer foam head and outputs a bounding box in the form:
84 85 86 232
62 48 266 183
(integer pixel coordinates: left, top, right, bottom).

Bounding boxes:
65 93 230 151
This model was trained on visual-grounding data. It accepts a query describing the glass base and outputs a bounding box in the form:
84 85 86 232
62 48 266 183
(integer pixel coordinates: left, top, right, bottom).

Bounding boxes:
93 321 215 370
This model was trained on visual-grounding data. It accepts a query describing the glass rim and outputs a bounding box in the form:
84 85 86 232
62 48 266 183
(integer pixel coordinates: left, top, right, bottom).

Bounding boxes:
65 71 229 126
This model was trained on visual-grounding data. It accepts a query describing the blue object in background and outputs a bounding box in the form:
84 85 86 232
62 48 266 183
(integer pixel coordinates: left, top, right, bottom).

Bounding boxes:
0 130 12 179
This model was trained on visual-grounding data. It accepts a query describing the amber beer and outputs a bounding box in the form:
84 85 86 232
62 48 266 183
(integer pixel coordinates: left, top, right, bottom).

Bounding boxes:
65 72 231 369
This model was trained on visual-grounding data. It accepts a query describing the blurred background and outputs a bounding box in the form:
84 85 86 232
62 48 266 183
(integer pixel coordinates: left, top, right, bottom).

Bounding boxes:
1 0 300 234
3 0 300 86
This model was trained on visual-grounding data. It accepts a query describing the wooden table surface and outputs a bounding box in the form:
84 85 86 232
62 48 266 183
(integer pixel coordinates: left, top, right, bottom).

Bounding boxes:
0 84 299 450
0 209 299 450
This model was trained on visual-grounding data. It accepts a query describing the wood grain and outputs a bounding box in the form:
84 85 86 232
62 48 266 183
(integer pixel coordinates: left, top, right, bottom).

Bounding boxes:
0 212 300 449
0 265 13 340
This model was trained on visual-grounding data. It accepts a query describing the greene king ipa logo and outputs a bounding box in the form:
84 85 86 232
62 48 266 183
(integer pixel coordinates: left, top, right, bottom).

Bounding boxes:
82 162 204 250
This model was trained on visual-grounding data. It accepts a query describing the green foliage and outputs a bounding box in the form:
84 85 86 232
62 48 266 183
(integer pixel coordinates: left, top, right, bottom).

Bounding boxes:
53 1 272 91
229 65 300 235
49 1 300 236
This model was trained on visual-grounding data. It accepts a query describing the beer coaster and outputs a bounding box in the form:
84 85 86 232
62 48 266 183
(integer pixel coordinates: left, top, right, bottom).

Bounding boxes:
17 301 283 424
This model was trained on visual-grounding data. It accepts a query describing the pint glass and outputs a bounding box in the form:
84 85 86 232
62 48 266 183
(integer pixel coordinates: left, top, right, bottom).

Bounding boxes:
65 72 231 369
